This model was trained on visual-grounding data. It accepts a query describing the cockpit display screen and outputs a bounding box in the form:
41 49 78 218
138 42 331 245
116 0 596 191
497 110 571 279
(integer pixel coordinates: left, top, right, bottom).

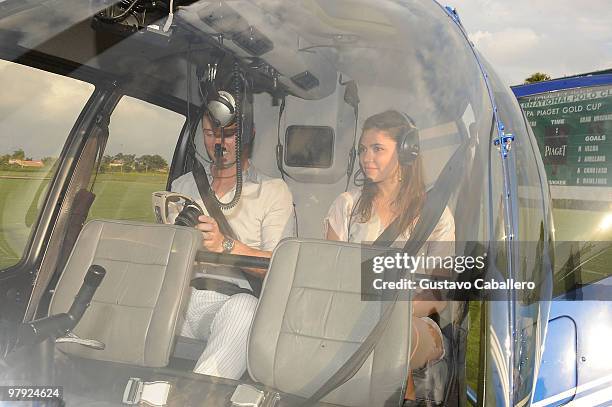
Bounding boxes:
284 125 334 168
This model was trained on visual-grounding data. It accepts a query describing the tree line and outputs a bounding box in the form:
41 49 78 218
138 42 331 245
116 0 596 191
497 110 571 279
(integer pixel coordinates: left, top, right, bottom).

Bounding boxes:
100 153 168 173
0 149 57 169
1 149 168 173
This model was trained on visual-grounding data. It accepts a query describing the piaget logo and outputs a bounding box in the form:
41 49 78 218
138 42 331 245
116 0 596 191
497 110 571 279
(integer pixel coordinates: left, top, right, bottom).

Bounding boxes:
544 144 567 158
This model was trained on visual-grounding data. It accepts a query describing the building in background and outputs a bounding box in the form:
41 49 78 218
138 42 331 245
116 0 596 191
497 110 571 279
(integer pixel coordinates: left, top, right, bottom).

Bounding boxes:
7 159 44 168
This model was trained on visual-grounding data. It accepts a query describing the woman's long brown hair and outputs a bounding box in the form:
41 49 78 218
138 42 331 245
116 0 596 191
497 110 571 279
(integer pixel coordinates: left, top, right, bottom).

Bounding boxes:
355 110 426 236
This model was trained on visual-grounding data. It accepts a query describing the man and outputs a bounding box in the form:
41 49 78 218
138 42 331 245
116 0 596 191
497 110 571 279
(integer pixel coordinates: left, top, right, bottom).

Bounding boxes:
171 110 294 379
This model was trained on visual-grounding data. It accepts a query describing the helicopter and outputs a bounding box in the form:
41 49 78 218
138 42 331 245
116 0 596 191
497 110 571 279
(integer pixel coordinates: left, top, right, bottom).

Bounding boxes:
0 1 563 406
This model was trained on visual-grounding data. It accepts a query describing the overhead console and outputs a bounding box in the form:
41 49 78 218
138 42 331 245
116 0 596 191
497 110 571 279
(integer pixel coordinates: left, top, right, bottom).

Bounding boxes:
178 1 338 100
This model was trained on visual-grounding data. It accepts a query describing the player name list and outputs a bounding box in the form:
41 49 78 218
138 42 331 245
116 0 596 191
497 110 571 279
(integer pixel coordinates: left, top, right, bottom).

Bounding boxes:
520 86 611 187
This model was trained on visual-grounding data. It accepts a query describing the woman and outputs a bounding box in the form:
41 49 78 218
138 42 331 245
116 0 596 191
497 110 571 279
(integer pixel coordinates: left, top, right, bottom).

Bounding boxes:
324 109 455 400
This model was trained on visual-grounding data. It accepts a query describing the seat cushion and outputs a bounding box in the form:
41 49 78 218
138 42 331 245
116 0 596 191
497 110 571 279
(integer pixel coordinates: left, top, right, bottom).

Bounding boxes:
50 220 201 367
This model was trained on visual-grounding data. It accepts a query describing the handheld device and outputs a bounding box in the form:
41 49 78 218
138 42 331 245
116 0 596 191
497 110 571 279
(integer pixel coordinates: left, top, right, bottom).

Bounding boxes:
152 191 205 227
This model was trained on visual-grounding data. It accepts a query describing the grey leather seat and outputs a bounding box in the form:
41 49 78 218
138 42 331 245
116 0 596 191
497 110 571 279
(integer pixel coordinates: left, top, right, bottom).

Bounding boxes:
248 239 411 407
49 219 201 367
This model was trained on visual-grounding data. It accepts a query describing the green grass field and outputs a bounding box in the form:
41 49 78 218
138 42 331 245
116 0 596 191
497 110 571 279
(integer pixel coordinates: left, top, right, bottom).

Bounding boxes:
0 170 167 269
0 171 52 269
466 302 481 391
87 172 168 223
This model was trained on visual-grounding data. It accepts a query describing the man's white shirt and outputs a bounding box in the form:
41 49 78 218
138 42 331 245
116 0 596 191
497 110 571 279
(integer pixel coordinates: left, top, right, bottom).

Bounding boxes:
171 161 293 290
171 161 295 252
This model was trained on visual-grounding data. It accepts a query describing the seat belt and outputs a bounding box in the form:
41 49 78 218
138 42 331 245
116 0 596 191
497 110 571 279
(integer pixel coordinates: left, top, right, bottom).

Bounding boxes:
190 159 263 297
192 159 237 240
190 277 253 296
301 140 471 406
372 213 402 245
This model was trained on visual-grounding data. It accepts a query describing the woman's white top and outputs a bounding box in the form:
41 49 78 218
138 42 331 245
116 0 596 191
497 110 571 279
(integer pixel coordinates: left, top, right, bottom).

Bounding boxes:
323 189 455 245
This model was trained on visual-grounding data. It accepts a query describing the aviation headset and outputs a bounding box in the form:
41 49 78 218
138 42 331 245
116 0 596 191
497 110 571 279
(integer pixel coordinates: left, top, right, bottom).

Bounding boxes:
202 63 254 148
354 111 420 182
189 61 255 210
347 111 420 239
395 111 420 166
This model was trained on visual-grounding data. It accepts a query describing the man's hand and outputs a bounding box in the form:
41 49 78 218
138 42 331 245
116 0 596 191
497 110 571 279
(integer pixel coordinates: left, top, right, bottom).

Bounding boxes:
196 215 225 252
195 214 274 276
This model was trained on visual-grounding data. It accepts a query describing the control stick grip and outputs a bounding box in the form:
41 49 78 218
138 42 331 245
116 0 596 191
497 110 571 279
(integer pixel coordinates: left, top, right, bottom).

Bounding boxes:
16 265 106 348
68 264 106 322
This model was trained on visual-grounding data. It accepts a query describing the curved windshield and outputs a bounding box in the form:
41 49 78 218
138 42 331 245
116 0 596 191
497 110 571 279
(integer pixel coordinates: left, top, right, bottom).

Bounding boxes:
0 60 94 270
484 61 553 406
0 1 547 406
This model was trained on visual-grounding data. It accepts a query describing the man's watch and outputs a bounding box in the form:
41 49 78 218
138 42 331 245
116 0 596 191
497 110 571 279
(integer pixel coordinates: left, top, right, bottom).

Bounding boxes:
222 237 235 254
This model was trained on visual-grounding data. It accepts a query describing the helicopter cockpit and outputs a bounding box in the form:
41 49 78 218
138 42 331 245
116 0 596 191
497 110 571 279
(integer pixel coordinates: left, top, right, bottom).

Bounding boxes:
0 1 553 406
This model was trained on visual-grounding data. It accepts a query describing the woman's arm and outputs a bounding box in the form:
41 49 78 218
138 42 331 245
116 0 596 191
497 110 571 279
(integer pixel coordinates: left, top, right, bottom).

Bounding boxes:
325 222 341 241
412 300 447 317
323 192 352 242
412 207 454 316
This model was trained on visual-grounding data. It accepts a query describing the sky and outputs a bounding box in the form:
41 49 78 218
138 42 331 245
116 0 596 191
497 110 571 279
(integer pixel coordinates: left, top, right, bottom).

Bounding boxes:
451 0 612 85
0 60 183 161
1 1 611 159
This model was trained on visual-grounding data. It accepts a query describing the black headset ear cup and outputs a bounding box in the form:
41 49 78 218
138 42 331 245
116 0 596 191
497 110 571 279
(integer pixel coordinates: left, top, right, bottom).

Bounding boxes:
398 127 419 165
397 113 420 165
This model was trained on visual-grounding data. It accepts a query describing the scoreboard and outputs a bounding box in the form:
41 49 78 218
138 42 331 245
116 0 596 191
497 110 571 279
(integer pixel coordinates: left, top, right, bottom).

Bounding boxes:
518 85 611 187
